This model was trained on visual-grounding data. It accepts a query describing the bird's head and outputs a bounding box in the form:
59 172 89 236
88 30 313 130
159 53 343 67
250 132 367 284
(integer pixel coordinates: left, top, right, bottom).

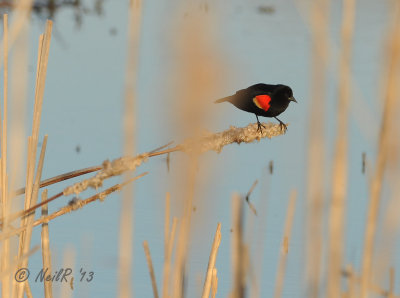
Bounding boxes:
275 84 297 104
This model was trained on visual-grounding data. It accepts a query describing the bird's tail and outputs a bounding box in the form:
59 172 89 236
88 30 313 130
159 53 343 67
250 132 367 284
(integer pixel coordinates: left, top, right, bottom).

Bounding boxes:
214 96 232 104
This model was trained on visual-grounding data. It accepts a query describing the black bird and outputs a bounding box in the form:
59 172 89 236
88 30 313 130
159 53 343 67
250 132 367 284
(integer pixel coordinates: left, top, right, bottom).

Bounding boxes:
215 83 297 132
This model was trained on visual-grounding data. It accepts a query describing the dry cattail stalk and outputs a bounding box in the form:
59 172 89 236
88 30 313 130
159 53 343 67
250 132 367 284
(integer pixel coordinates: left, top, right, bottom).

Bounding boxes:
63 153 149 196
360 2 400 297
143 241 160 298
201 222 222 298
176 122 287 155
34 173 147 226
0 245 39 281
12 20 52 298
327 0 356 297
24 281 33 298
15 134 48 298
40 190 53 298
1 14 10 298
171 158 197 298
1 192 63 226
4 121 285 227
231 194 245 298
60 247 75 298
118 0 142 297
274 191 297 298
12 165 102 197
211 268 218 298
0 173 147 241
162 217 178 298
165 192 171 259
63 122 286 197
388 268 395 298
306 0 330 296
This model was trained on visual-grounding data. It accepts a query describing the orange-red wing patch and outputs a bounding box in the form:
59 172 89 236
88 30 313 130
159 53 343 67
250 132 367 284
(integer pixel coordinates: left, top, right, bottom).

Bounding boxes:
253 95 271 112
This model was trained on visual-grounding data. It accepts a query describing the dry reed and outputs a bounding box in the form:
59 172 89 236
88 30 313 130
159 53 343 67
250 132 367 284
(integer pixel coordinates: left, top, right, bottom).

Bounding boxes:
2 121 284 228
62 122 285 197
165 192 171 259
211 268 218 298
0 245 39 281
231 194 245 298
0 173 146 242
360 3 400 297
9 18 52 297
162 216 178 298
1 14 10 298
29 173 145 228
40 190 53 298
274 191 297 298
118 0 142 297
15 134 48 298
327 0 356 297
24 282 33 298
143 241 160 298
60 247 74 298
13 165 102 197
201 222 221 298
306 1 330 297
171 158 197 298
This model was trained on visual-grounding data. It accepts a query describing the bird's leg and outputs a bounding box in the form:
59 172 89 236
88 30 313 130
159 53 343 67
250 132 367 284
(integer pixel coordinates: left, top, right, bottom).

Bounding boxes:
274 117 287 133
255 115 265 132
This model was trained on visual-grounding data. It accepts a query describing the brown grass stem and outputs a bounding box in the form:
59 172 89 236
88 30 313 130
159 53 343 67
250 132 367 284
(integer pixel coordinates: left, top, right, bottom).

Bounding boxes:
2 192 62 225
63 122 286 198
162 216 178 298
201 222 221 298
40 190 53 298
306 0 330 296
360 3 400 297
34 173 147 226
12 165 102 197
0 173 147 241
0 245 39 281
165 192 170 259
211 268 218 298
143 241 160 298
231 194 245 298
16 134 47 298
274 191 297 298
1 14 10 298
23 19 52 219
389 268 394 298
327 0 355 297
171 158 197 298
118 0 142 296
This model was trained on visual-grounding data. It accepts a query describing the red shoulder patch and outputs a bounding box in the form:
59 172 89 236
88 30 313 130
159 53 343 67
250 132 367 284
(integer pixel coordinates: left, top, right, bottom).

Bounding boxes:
253 95 271 112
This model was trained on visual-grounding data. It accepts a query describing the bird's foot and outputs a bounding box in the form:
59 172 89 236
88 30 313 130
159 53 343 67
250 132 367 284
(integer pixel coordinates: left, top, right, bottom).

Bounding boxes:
278 121 287 133
257 121 266 132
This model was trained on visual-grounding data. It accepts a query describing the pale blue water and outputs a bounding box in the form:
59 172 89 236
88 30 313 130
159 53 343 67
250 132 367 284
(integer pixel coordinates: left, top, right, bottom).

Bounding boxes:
5 0 395 297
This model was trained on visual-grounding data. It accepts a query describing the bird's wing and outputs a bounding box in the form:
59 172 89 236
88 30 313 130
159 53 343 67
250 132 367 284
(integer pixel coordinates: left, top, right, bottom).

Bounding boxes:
249 83 271 89
247 84 276 96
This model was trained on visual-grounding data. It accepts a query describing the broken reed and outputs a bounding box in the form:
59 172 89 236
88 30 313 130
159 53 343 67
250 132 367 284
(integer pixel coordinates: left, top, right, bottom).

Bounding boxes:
0 14 53 298
14 20 52 298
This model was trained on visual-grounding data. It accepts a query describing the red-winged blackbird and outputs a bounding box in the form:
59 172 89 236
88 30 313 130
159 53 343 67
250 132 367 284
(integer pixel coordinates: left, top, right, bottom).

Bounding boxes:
215 83 297 132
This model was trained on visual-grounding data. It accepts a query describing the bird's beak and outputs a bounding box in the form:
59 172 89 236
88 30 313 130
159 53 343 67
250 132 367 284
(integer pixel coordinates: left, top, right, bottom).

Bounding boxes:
289 96 297 103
